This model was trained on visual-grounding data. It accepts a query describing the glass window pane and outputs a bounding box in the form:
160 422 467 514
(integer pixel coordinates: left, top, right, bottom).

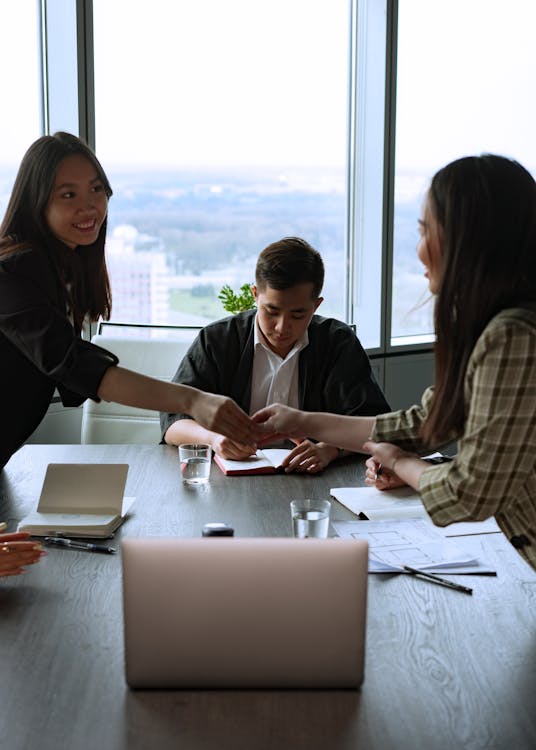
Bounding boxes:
0 2 41 216
93 0 349 327
392 0 536 346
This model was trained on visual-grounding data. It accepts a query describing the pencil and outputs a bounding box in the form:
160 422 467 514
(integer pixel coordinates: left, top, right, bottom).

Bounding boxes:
403 565 473 595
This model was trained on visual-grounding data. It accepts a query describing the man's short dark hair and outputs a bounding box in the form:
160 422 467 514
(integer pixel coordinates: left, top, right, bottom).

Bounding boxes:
255 237 324 298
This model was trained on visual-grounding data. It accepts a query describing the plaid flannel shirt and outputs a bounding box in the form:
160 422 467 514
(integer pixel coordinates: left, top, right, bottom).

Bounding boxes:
372 307 536 571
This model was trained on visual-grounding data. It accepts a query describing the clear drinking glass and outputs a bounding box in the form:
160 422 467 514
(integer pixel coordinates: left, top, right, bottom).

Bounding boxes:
179 444 211 484
290 499 331 538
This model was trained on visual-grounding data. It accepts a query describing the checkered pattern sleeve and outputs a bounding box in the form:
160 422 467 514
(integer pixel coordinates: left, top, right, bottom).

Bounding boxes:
371 386 436 453
418 309 536 569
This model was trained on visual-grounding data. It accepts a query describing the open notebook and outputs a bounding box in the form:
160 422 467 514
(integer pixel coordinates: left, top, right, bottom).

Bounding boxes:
18 463 133 538
214 448 292 476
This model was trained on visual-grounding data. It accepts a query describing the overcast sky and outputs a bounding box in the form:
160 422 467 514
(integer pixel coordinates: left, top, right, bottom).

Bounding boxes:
1 0 535 175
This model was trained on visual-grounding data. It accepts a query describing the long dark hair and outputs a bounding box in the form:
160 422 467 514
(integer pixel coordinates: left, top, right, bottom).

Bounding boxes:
0 131 113 331
422 154 536 445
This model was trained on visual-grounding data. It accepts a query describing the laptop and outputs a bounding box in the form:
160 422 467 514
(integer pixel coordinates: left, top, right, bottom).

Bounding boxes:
121 537 368 689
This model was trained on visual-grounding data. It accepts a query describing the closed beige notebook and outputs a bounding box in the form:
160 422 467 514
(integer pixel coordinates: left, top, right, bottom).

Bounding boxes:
18 463 132 538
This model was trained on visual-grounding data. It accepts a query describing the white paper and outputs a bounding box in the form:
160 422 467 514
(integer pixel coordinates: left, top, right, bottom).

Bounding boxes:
330 486 500 536
332 519 479 572
331 486 425 518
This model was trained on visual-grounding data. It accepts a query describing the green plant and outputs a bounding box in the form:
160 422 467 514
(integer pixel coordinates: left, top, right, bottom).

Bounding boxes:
218 283 256 314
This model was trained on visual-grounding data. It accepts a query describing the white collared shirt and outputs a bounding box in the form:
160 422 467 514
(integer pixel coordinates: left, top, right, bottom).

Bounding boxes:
249 315 309 415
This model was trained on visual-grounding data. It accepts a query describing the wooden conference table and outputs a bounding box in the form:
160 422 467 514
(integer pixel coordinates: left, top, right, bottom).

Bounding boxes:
1 444 535 750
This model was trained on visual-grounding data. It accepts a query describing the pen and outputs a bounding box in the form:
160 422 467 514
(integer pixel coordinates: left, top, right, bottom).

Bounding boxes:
402 565 473 595
376 464 383 477
44 537 116 555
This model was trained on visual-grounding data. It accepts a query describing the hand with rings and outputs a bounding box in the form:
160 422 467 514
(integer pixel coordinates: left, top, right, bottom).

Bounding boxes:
0 530 45 578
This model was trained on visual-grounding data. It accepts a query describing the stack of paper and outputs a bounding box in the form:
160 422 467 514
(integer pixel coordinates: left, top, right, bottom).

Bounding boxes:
331 486 426 520
330 485 500 536
332 519 478 573
330 486 499 574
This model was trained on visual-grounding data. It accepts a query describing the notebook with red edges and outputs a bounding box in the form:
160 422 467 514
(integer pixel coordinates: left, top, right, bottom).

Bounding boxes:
214 448 292 476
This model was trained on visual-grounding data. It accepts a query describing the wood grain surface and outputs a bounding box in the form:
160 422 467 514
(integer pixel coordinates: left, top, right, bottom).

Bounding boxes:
1 444 535 750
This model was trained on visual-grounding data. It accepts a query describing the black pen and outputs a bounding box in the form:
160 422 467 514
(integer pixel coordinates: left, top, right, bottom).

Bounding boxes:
44 537 116 555
403 565 473 595
376 464 383 477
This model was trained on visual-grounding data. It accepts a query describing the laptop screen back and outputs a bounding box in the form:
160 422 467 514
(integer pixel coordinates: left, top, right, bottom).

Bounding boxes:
122 537 368 689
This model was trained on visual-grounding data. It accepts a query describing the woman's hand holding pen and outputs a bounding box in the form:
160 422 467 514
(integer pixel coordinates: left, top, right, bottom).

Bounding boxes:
363 441 432 492
363 441 413 490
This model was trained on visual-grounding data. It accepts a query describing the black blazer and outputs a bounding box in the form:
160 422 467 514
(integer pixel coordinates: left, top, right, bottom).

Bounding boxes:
0 245 117 468
160 309 390 440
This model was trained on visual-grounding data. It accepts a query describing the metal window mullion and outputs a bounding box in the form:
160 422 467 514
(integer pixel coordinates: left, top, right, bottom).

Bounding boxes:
345 0 358 326
38 0 49 134
382 0 398 353
77 0 95 149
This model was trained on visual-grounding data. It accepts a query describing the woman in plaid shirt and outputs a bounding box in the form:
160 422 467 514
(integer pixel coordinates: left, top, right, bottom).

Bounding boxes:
255 154 536 571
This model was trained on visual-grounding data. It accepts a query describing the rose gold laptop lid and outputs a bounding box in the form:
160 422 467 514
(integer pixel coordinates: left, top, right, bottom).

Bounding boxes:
121 537 368 689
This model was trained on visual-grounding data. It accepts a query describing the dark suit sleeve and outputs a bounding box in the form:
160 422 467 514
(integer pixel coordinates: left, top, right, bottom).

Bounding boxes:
159 328 222 441
159 314 255 443
302 320 390 417
0 247 118 406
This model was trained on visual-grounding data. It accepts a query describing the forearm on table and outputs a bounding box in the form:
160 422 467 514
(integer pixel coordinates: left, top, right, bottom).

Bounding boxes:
164 418 216 447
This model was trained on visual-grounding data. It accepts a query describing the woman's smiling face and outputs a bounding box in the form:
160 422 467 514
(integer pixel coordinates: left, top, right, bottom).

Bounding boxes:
44 153 108 249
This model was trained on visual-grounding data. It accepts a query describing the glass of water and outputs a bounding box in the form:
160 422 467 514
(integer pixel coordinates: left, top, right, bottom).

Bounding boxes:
179 443 211 485
290 499 331 538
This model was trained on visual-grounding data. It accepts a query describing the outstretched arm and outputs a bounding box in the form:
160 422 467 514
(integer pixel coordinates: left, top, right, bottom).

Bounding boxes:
253 403 377 453
98 366 256 446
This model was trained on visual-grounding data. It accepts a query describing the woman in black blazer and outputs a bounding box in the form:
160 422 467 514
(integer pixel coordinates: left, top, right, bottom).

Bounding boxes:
0 132 254 471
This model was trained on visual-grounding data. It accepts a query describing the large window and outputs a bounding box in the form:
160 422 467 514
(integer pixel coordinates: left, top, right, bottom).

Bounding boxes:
3 1 535 358
391 0 536 346
93 0 349 327
0 2 41 216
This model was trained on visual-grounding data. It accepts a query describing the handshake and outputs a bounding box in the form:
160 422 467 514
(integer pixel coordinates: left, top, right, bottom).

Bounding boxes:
191 398 340 474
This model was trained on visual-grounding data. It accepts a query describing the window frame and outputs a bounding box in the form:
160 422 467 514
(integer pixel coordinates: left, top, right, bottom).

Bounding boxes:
40 0 434 360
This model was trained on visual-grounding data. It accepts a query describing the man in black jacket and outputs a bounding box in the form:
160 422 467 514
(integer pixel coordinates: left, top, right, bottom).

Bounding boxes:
161 237 389 473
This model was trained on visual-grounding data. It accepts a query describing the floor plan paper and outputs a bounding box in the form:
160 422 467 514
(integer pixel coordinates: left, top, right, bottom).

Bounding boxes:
331 519 481 573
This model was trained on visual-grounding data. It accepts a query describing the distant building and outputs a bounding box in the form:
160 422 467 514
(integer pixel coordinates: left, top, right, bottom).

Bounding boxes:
106 225 169 325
